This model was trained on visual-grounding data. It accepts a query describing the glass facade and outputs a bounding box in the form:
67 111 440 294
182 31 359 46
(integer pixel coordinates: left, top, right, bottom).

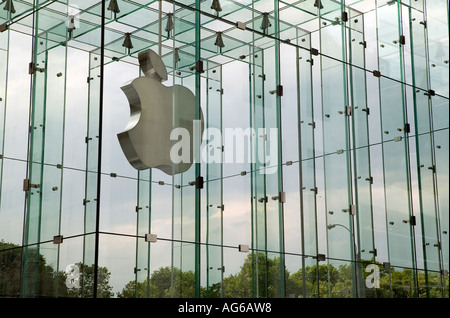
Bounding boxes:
0 0 448 298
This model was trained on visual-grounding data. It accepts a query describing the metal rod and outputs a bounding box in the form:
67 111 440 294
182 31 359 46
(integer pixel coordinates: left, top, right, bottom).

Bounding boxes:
158 0 162 56
93 0 106 299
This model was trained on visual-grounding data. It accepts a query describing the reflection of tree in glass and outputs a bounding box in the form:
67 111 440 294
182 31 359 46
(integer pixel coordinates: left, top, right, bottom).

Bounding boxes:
4 239 444 298
0 240 67 297
117 253 448 298
66 262 114 298
0 240 114 298
118 266 198 298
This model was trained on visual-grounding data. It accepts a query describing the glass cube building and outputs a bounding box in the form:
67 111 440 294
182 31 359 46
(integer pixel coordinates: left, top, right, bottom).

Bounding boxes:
0 0 448 298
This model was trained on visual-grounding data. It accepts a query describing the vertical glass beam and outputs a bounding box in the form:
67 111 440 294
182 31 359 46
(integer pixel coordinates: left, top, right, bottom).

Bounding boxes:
347 9 376 298
250 0 284 298
425 0 449 98
279 23 302 297
194 0 202 298
170 0 202 298
376 0 417 297
426 0 449 296
297 31 319 298
22 0 48 296
250 46 264 298
427 0 449 297
82 50 101 298
411 0 448 297
135 169 151 297
410 0 437 297
205 62 223 298
273 0 285 298
0 16 9 234
319 3 354 297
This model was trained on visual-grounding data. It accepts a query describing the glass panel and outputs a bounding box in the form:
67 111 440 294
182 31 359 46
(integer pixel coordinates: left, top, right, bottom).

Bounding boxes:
98 233 134 298
0 0 447 300
426 0 449 98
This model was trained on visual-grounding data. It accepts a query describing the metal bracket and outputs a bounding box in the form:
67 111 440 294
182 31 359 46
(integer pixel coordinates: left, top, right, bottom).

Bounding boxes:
236 21 246 30
23 179 40 191
145 233 157 243
53 235 63 244
317 254 326 262
279 191 286 203
196 176 204 189
425 89 435 98
341 11 348 22
196 60 204 73
373 70 381 77
239 244 249 252
258 196 268 203
29 62 35 75
350 204 356 216
400 35 406 45
29 63 45 74
310 47 319 56
342 204 356 215
345 105 352 116
404 123 410 133
0 23 8 32
276 84 283 97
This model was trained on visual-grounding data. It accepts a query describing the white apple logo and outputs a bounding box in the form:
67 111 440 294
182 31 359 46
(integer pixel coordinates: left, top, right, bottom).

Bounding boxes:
118 49 204 175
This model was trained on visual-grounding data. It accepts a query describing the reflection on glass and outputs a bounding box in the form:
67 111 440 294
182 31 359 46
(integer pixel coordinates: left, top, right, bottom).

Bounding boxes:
0 0 447 299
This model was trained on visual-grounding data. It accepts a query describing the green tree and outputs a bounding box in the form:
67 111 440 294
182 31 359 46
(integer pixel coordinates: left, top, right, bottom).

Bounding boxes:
117 255 449 299
0 240 69 297
118 266 205 298
223 253 290 298
0 240 23 297
66 262 114 298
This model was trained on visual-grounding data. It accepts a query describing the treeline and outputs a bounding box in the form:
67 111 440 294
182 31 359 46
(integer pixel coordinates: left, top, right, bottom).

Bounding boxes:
1 240 447 298
118 253 448 298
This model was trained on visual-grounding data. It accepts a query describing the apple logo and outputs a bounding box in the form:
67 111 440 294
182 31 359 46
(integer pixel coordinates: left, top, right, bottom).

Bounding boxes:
118 49 204 175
